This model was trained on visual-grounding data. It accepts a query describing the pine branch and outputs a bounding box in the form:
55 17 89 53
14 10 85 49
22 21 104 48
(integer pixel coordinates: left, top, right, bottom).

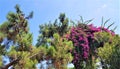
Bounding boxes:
1 51 43 69
1 58 20 69
29 51 43 59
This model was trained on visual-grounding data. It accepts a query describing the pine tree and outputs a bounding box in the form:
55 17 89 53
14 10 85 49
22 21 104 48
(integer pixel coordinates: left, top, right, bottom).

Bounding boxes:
0 4 39 69
46 33 73 69
36 13 69 46
36 14 73 69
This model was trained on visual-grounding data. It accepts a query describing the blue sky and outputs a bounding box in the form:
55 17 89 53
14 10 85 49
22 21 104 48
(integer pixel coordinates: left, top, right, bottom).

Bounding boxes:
0 0 119 45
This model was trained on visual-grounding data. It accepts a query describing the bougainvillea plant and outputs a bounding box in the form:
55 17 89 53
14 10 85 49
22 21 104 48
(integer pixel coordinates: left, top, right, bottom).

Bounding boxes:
66 22 115 69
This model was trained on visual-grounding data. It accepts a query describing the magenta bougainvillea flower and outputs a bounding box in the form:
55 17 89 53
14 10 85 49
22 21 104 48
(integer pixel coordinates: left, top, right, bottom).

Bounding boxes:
66 23 115 68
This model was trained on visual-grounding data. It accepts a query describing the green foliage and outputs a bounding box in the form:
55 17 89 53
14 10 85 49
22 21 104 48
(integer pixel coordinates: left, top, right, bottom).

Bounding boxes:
0 56 2 67
15 32 33 51
97 32 120 69
46 33 73 69
32 46 47 62
0 4 38 69
36 13 69 46
8 46 38 69
95 31 112 43
7 12 18 22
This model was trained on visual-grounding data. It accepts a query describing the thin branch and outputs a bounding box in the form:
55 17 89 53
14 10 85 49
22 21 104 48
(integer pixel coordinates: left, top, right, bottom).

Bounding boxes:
1 51 43 69
1 58 20 69
29 51 43 59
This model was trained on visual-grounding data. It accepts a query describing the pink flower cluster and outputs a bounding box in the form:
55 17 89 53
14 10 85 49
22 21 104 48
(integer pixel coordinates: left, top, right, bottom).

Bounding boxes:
67 24 115 66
